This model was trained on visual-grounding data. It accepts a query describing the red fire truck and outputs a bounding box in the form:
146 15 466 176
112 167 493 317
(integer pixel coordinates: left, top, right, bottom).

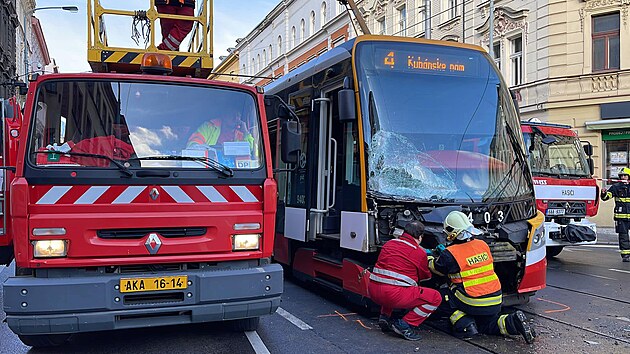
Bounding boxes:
0 1 283 347
521 120 599 258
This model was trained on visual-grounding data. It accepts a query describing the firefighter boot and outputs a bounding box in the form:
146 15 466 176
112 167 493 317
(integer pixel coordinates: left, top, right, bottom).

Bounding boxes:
452 322 479 340
513 310 536 344
378 314 392 333
391 319 422 341
622 255 630 262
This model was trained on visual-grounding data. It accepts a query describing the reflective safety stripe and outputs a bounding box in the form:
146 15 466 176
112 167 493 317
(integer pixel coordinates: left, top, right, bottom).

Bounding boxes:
620 250 630 255
391 238 417 249
614 214 630 219
428 258 444 276
454 290 502 307
369 273 413 287
373 267 418 286
498 314 509 335
458 264 494 278
616 197 630 203
422 304 438 311
462 274 500 288
602 192 613 201
413 307 431 318
450 310 466 325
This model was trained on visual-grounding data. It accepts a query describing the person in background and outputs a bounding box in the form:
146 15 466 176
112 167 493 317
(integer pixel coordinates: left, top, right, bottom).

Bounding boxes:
368 221 442 341
600 167 630 262
187 114 253 149
428 211 536 343
156 0 195 51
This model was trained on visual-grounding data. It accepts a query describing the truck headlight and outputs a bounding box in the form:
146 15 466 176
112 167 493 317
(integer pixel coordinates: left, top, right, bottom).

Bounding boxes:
232 234 260 251
33 240 68 258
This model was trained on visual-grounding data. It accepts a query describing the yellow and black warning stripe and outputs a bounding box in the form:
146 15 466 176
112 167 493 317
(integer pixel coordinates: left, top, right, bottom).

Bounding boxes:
100 51 201 68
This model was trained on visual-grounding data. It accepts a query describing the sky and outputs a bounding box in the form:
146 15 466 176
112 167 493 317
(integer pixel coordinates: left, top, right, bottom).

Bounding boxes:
34 0 279 73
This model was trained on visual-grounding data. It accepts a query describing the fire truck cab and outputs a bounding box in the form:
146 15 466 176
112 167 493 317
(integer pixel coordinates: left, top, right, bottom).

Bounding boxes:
0 0 282 347
521 120 598 258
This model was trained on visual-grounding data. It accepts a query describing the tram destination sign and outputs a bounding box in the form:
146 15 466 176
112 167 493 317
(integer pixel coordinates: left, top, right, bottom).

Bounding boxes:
376 48 480 77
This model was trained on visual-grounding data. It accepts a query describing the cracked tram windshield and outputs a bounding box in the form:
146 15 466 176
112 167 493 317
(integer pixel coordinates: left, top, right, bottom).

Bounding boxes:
29 80 263 170
355 41 533 203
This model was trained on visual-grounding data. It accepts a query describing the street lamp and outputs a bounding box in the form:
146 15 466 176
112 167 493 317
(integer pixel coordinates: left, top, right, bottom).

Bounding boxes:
23 5 79 85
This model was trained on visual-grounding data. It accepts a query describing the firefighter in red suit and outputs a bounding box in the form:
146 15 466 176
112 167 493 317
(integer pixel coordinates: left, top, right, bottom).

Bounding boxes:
155 0 195 51
368 221 442 341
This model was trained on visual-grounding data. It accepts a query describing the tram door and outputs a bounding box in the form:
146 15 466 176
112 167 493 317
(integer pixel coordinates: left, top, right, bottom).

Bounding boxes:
279 85 361 243
309 85 362 240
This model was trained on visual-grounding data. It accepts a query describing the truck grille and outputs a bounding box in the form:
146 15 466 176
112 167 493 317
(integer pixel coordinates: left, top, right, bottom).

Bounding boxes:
97 227 206 239
547 201 587 217
123 292 185 305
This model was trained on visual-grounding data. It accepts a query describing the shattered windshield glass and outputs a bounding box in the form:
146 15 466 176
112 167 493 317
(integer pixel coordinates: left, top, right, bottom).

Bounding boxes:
356 41 533 203
29 80 263 170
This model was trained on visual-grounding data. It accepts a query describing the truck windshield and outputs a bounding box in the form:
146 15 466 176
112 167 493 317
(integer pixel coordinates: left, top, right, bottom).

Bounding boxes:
355 41 533 203
523 133 590 177
29 80 263 170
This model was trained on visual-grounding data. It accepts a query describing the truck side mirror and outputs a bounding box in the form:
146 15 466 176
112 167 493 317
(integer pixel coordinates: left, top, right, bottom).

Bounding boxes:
583 143 593 157
281 120 301 164
587 157 594 176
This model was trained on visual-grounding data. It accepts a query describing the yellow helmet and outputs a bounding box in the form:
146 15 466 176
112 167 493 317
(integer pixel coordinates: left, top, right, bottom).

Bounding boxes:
444 211 483 242
619 167 630 178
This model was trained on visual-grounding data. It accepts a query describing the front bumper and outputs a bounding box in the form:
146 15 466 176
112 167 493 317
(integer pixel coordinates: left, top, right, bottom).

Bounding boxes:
3 263 283 335
545 219 597 247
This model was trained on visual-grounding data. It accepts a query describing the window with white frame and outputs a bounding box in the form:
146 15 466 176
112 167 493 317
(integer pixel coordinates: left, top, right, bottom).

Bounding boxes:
397 6 407 36
242 64 246 75
277 35 282 58
493 42 501 70
291 26 296 49
269 45 273 61
301 19 305 43
510 35 523 86
263 49 267 67
257 54 261 73
252 58 256 74
321 2 327 28
310 11 316 36
444 0 459 21
592 12 620 71
338 1 345 16
377 17 386 34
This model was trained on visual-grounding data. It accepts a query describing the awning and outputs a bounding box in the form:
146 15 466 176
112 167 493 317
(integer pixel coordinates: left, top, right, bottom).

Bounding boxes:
585 118 630 130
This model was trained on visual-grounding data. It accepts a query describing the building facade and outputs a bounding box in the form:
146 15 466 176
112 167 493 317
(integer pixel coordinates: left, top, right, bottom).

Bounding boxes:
1 0 18 99
223 0 629 226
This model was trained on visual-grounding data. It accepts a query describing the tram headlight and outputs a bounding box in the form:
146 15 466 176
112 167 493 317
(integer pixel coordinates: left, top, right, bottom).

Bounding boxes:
529 223 545 251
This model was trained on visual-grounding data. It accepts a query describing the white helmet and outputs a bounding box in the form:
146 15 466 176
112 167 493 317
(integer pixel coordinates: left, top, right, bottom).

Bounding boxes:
444 211 483 242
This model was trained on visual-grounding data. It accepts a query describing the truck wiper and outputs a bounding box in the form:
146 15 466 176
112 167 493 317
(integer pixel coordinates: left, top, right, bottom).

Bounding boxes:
129 155 234 177
33 151 133 177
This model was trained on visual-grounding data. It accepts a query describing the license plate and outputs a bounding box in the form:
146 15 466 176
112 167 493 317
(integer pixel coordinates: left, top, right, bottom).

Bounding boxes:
546 209 565 216
119 276 188 293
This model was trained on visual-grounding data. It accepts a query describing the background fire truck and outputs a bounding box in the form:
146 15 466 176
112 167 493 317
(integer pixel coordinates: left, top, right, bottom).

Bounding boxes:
0 0 284 347
521 120 599 258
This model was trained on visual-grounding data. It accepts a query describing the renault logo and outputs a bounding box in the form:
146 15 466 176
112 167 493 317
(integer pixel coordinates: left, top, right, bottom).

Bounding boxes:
149 188 159 200
145 233 162 255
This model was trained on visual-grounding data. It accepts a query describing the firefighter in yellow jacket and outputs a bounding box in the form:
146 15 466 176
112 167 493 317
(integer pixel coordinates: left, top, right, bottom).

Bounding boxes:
600 167 630 262
187 114 254 149
428 211 536 343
